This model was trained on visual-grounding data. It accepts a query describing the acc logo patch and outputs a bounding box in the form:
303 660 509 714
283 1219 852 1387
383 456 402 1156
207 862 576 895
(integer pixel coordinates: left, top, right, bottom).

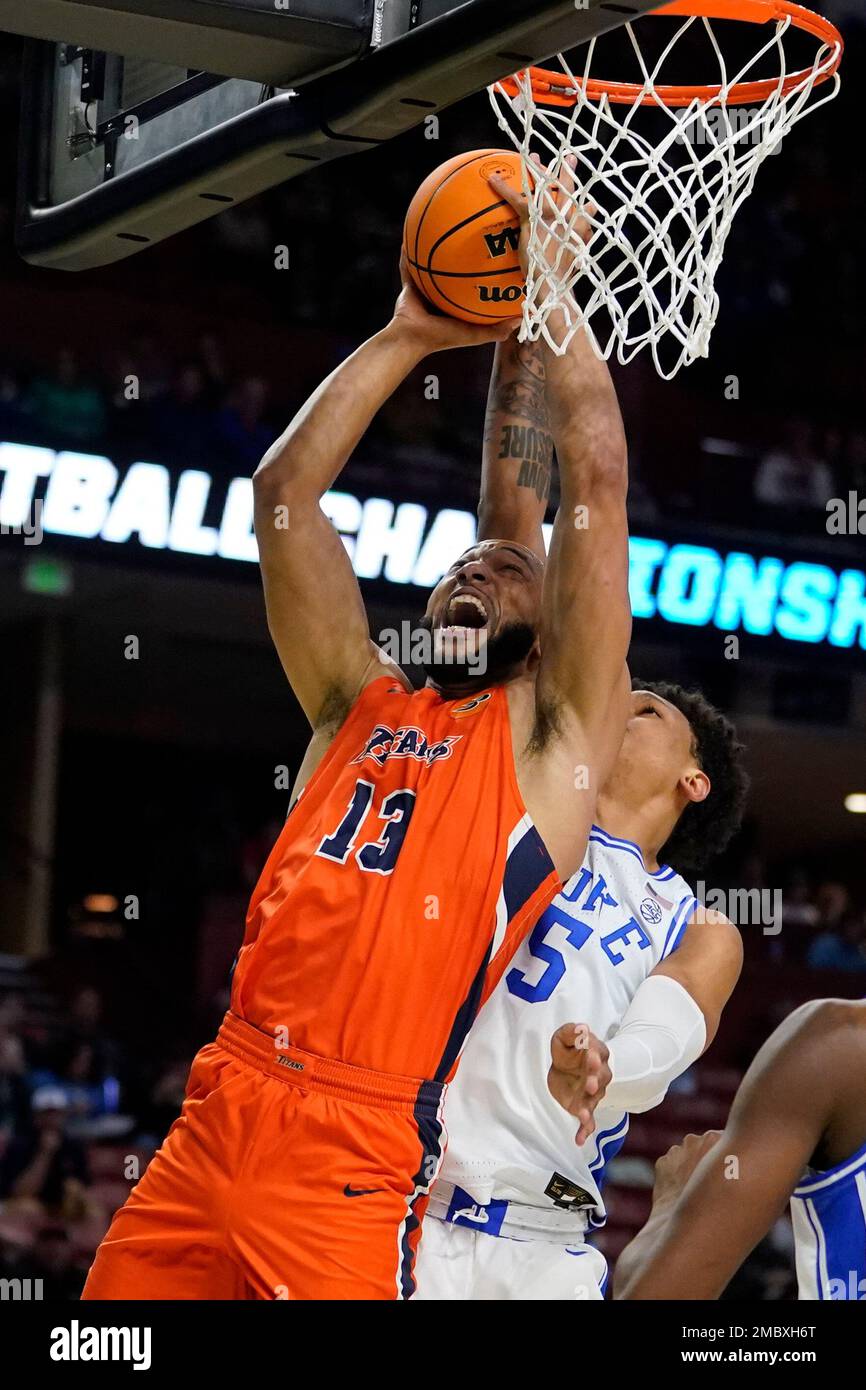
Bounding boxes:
639 898 663 925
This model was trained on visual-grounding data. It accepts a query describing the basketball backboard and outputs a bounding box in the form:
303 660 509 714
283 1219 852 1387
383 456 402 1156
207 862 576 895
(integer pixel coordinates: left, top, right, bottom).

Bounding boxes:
6 0 668 271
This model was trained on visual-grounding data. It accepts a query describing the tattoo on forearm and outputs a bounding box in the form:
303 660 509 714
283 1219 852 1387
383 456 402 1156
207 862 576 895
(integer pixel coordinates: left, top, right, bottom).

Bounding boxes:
498 424 554 501
518 456 552 504
484 339 554 502
484 341 549 440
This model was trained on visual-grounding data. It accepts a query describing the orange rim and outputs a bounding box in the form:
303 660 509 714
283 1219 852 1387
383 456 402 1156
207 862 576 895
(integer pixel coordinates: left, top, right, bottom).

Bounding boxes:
496 0 843 108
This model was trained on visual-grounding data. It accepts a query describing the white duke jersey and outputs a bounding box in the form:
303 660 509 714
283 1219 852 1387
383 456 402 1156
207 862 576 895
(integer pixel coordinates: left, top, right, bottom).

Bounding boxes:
437 825 698 1231
790 1138 866 1300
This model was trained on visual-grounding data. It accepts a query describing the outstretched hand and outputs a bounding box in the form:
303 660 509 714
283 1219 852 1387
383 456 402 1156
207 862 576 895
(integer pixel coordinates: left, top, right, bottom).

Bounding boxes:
488 155 595 284
548 1022 612 1146
391 250 521 353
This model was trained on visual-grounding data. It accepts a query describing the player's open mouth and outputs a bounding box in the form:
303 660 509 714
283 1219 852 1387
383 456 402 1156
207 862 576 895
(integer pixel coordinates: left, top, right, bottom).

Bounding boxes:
440 591 490 634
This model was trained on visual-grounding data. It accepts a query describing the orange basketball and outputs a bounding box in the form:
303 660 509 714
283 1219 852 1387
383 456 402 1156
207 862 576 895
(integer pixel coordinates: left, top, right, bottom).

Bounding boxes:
403 149 525 325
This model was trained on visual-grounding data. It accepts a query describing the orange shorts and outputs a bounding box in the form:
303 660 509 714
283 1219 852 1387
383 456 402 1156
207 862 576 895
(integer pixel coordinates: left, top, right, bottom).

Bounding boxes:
82 1014 446 1300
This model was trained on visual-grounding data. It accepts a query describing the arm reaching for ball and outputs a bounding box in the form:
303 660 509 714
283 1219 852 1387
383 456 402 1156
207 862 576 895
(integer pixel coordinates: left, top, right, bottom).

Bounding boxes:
478 335 551 562
487 164 632 840
253 258 518 733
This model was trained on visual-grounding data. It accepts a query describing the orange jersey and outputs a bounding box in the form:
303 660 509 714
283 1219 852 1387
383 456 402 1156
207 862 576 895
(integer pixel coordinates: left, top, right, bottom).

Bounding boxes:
231 676 560 1081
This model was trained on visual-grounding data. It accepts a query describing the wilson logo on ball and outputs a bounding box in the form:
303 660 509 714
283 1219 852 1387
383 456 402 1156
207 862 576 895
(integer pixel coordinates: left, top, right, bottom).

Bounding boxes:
403 149 525 323
477 284 522 303
483 227 520 259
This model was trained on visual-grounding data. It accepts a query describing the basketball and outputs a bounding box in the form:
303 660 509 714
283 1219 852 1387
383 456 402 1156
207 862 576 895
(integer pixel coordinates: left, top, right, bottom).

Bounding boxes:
403 149 525 324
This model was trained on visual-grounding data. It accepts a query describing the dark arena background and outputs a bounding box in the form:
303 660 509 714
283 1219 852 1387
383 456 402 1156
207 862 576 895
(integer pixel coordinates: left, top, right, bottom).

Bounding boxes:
0 0 864 1313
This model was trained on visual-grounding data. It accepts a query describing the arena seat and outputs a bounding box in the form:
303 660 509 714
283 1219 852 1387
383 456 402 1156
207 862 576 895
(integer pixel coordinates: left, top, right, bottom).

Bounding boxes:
693 1065 745 1099
90 1179 136 1214
591 1226 632 1262
604 1186 652 1228
618 1119 691 1161
661 1093 733 1130
86 1143 145 1180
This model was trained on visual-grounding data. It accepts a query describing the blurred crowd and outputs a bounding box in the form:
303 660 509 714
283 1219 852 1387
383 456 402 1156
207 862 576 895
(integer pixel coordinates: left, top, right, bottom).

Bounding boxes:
0 340 273 476
775 874 866 972
0 332 864 539
719 858 866 973
0 981 200 1299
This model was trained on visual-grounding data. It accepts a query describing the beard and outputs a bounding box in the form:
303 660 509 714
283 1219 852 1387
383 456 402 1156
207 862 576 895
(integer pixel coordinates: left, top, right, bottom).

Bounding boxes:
417 615 537 690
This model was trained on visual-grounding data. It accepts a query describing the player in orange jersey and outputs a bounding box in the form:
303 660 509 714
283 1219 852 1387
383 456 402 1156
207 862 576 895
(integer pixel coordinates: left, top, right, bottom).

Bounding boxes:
83 188 632 1301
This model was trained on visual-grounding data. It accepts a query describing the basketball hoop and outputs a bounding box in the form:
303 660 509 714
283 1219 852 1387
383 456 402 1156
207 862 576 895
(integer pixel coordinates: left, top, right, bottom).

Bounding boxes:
488 1 844 378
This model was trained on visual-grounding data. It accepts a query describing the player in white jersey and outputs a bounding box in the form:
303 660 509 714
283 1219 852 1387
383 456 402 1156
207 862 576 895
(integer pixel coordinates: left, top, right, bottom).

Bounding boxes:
616 998 866 1300
412 306 748 1299
414 821 737 1299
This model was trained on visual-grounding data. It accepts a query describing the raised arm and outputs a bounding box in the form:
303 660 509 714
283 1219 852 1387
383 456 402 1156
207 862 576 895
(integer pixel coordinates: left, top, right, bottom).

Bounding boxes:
478 336 552 560
536 322 631 734
615 1000 859 1299
254 259 518 730
488 173 631 755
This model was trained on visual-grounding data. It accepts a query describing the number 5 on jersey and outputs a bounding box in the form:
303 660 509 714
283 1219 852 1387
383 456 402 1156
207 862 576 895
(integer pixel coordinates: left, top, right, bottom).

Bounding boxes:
506 904 593 1003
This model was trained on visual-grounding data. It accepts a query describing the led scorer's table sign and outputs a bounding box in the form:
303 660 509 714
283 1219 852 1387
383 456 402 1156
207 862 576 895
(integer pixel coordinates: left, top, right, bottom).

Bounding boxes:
1 442 865 651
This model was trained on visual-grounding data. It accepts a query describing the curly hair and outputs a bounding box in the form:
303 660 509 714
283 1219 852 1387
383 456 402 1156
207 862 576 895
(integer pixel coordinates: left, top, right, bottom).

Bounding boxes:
632 677 750 877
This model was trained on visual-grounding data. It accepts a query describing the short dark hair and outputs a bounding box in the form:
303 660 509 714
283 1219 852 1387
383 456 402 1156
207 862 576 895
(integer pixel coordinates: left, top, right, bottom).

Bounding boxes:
633 677 750 877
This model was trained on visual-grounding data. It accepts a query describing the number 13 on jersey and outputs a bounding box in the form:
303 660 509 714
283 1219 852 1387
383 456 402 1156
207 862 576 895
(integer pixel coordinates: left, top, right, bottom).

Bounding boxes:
317 778 416 875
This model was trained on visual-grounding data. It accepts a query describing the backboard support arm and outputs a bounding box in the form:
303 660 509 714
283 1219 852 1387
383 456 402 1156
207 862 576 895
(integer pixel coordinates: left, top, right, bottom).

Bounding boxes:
15 0 669 271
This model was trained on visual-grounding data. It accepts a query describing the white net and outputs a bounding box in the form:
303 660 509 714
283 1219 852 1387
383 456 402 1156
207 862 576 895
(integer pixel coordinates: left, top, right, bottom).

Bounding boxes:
488 4 842 378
